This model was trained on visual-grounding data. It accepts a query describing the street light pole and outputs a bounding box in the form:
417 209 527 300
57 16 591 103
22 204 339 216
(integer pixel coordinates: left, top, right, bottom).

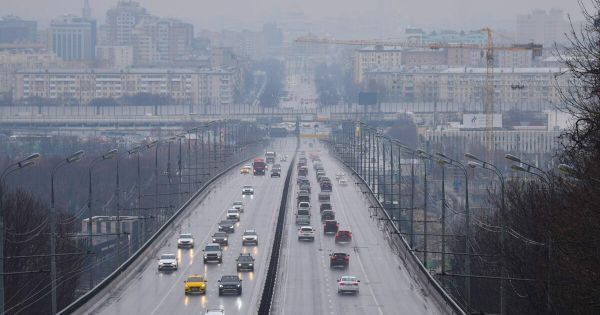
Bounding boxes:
0 153 40 314
87 149 116 290
51 150 84 314
437 152 470 310
466 153 506 315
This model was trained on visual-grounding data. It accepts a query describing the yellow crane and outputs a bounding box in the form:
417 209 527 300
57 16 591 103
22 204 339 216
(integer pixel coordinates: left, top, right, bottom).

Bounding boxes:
295 29 542 161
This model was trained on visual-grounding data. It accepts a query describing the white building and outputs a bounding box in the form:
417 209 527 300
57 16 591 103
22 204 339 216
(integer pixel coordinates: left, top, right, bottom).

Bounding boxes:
95 45 134 68
516 9 569 46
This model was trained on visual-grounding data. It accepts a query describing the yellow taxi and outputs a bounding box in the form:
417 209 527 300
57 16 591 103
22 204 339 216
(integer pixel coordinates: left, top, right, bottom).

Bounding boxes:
184 274 207 295
240 165 252 174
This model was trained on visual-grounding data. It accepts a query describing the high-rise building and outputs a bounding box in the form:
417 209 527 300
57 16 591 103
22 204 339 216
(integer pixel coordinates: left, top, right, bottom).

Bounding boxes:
104 0 148 45
0 16 37 44
516 9 569 46
49 15 97 60
131 17 193 65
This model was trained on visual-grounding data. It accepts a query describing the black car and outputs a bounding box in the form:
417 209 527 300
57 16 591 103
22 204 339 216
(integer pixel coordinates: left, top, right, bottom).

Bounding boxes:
297 176 308 185
271 170 281 178
236 253 255 271
218 220 235 233
321 210 335 221
299 183 311 193
320 203 332 213
211 232 229 246
330 252 349 268
218 275 242 296
324 220 339 235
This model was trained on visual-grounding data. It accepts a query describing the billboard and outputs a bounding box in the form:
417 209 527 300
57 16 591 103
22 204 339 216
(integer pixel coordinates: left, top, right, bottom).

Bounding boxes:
462 114 502 129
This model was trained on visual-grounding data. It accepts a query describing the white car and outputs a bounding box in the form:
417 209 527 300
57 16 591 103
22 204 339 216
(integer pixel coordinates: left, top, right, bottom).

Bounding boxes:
206 308 225 315
158 253 178 271
298 226 315 241
298 201 311 212
177 233 194 248
337 275 360 294
232 201 244 213
338 177 348 185
242 185 254 195
227 208 240 221
242 229 258 245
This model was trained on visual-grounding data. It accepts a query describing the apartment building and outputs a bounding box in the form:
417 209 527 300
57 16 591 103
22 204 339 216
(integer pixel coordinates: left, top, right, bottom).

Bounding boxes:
0 49 61 95
14 67 236 106
354 45 402 83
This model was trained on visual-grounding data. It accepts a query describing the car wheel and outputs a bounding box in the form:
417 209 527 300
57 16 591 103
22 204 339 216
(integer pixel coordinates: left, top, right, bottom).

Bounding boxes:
219 258 223 263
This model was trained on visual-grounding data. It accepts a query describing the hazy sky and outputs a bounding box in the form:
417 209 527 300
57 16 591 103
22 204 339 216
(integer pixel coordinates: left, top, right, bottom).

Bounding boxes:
2 0 584 33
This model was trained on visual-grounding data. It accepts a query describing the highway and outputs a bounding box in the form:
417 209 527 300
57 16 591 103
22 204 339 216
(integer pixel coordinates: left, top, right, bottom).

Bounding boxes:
272 140 442 315
81 138 296 315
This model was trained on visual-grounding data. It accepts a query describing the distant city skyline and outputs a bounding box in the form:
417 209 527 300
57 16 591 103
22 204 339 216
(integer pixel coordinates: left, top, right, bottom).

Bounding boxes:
3 0 583 35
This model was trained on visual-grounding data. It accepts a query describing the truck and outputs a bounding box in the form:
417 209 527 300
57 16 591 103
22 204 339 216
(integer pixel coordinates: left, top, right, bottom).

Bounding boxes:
265 151 276 164
253 158 266 175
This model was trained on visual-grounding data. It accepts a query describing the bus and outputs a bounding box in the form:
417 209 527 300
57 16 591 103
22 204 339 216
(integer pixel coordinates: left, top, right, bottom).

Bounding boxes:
253 158 266 175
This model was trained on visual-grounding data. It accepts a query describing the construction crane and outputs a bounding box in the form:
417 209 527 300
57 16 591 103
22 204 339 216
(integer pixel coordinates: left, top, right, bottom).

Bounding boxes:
295 29 542 161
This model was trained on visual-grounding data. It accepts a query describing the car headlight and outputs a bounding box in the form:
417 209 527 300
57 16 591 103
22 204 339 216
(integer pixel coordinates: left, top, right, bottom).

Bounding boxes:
238 263 242 266
249 263 253 266
219 285 223 288
224 238 227 241
212 239 216 242
237 284 241 287
204 254 208 258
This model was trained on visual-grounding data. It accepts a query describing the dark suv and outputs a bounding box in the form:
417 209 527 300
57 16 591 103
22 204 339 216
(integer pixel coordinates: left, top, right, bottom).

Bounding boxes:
320 203 332 213
330 252 349 268
323 220 339 235
218 220 235 233
321 210 335 221
211 232 229 246
218 275 242 296
236 253 255 271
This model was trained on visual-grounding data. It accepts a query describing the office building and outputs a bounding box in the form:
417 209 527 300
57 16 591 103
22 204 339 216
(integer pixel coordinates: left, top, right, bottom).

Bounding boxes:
49 15 97 60
0 16 37 44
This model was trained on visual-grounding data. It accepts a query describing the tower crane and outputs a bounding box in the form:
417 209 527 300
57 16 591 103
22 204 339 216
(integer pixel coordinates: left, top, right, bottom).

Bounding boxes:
295 29 542 161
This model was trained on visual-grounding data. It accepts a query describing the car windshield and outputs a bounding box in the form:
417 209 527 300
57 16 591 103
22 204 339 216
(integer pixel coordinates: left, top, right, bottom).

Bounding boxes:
227 209 237 213
243 186 252 189
221 275 239 282
220 221 232 225
161 254 175 260
243 230 256 235
233 201 242 206
179 234 192 239
341 276 357 282
238 255 253 262
301 227 313 231
188 276 204 282
213 232 226 237
205 245 220 251
299 202 309 207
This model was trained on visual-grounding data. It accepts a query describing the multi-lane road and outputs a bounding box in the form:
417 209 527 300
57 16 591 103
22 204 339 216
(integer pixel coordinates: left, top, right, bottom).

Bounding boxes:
78 138 441 315
272 141 442 315
82 138 295 315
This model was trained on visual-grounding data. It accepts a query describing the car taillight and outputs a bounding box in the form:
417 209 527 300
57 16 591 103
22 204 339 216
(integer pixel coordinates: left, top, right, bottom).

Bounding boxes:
353 282 358 286
344 256 349 260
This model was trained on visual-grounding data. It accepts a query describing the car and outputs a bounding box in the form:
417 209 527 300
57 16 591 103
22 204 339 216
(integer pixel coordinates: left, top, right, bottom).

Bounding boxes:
227 208 240 221
337 276 360 294
218 275 242 296
203 243 223 263
177 233 194 248
297 191 310 204
298 201 311 212
321 210 335 221
271 170 281 177
240 165 252 174
335 230 352 243
158 253 178 271
320 203 332 213
236 253 255 271
324 220 339 235
330 252 349 269
296 175 307 185
318 192 331 203
335 172 345 179
242 185 254 195
280 155 287 162
206 309 225 315
338 177 348 185
232 200 244 213
272 163 282 172
299 183 311 193
242 229 258 245
184 274 207 295
212 232 229 246
298 226 315 241
320 180 333 192
218 220 235 233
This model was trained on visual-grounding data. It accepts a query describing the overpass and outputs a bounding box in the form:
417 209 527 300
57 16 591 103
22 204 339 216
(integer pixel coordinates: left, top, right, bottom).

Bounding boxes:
59 137 463 315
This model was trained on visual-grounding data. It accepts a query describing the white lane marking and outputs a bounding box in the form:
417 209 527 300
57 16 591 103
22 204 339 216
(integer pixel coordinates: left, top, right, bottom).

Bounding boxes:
329 156 385 315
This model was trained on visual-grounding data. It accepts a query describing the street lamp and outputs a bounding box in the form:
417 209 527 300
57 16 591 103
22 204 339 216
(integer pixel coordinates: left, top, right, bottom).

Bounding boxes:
558 163 600 184
465 152 506 315
0 153 41 314
50 150 84 314
505 154 549 183
436 151 471 309
87 149 116 289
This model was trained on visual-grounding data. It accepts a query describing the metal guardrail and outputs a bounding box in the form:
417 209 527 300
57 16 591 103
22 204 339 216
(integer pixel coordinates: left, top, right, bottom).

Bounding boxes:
257 142 298 314
328 147 467 315
57 149 260 315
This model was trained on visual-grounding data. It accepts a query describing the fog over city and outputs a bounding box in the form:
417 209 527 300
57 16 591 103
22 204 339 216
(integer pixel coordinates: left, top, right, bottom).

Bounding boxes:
0 0 598 315
5 0 582 33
